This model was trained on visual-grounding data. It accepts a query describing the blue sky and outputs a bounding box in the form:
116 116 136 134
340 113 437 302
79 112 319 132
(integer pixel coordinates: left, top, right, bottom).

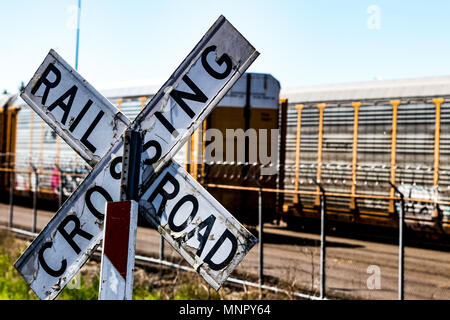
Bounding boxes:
1 0 450 93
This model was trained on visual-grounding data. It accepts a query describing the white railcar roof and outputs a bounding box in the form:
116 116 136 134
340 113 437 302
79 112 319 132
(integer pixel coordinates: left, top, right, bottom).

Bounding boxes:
281 75 450 104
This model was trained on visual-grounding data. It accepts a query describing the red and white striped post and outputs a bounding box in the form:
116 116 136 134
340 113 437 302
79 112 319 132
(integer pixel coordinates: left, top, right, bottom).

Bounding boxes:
99 200 138 300
99 128 142 300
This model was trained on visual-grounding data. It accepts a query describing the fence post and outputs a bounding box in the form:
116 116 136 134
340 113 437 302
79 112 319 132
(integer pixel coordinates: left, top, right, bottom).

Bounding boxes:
314 180 326 299
59 168 64 207
159 235 165 261
320 190 326 299
32 167 38 233
389 181 405 300
9 170 14 228
398 192 405 300
258 188 264 288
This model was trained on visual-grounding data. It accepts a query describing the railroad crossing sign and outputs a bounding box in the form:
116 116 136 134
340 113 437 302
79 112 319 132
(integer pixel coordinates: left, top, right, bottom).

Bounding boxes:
15 15 259 300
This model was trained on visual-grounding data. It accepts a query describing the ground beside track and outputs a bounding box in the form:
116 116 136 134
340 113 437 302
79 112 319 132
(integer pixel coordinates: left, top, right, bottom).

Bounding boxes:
0 203 449 300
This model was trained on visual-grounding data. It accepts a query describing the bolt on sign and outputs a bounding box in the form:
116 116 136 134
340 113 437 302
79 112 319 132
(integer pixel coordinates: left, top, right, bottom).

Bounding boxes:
14 15 259 299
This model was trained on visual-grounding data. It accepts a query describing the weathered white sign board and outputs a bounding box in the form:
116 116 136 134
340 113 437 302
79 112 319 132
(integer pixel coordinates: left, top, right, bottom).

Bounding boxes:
21 49 129 167
140 161 257 290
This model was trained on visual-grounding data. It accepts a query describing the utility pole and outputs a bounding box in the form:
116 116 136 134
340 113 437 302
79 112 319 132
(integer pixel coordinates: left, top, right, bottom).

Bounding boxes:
75 0 81 70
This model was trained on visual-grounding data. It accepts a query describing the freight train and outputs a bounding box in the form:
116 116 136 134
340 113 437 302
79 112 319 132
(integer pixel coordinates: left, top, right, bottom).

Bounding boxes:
1 73 450 238
281 76 450 237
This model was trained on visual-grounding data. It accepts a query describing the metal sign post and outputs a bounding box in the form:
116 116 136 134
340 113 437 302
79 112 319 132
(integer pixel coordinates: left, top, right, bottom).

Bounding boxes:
8 169 14 228
15 15 259 300
32 166 38 234
314 180 326 299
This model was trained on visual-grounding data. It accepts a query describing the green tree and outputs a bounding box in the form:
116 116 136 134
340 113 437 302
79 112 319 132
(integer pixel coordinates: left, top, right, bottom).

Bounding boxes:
19 81 25 92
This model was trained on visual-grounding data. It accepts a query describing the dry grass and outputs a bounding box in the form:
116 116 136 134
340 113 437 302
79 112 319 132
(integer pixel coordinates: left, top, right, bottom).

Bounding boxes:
0 229 309 300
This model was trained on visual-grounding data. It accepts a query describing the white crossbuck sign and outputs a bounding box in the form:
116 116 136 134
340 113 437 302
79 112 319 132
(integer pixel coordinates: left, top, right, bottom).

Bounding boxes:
15 16 259 300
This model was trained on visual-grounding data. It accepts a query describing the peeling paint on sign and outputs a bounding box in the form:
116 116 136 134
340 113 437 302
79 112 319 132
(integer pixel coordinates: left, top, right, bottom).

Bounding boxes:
15 15 258 300
20 50 129 167
139 161 257 290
